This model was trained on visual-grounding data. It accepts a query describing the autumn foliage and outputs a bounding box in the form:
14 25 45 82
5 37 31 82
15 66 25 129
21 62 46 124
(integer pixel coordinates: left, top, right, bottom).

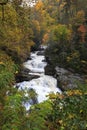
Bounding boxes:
0 0 87 129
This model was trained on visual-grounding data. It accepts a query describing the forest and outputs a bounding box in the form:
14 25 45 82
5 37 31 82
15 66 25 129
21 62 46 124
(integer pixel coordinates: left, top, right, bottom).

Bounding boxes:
0 0 87 129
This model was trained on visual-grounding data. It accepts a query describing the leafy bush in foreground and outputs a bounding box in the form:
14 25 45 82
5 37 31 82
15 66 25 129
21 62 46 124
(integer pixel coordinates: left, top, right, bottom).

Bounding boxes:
46 87 87 130
27 84 87 130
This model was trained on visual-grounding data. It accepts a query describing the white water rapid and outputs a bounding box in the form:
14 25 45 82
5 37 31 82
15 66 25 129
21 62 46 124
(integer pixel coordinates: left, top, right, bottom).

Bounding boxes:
17 46 62 110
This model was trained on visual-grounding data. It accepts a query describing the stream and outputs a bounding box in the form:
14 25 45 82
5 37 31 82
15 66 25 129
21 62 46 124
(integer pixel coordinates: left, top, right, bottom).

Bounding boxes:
17 46 62 110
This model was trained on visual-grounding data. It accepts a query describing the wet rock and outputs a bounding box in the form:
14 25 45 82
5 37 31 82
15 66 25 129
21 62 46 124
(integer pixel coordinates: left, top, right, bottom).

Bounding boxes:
21 68 30 74
42 59 46 62
26 57 32 60
16 74 40 83
37 51 44 55
15 68 40 82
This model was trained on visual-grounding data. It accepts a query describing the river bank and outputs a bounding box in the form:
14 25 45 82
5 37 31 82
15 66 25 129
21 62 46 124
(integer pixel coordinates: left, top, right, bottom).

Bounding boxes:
45 57 87 91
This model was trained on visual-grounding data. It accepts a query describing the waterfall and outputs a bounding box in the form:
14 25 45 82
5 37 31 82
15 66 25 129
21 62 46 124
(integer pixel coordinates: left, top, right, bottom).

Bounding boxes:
17 46 62 110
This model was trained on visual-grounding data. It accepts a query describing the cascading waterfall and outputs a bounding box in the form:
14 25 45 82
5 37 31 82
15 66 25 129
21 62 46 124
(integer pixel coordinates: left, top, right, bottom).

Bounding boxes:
17 46 62 110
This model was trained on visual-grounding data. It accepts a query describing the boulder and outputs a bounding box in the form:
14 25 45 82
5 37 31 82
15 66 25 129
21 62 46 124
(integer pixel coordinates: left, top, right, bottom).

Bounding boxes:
55 66 84 91
15 68 40 82
16 74 40 83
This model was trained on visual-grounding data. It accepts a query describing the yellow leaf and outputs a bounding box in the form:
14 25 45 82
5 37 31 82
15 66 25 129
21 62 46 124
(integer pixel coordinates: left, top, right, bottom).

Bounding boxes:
0 62 4 65
15 71 18 74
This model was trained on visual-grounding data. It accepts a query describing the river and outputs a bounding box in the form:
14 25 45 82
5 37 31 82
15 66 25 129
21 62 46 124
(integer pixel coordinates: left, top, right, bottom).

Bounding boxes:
17 46 62 110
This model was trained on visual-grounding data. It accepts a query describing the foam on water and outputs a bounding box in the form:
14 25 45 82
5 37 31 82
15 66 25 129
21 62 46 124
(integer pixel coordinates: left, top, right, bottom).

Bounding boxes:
18 46 62 110
24 52 47 73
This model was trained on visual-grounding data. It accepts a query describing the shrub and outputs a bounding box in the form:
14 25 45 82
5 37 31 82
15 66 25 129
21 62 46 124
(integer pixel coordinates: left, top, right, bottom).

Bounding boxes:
46 86 87 130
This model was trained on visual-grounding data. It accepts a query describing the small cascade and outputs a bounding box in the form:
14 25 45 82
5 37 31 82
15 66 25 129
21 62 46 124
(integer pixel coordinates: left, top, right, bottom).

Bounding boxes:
17 46 62 110
24 51 47 73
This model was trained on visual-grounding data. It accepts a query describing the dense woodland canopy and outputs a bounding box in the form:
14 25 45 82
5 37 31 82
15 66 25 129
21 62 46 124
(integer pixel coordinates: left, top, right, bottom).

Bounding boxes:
0 0 87 129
